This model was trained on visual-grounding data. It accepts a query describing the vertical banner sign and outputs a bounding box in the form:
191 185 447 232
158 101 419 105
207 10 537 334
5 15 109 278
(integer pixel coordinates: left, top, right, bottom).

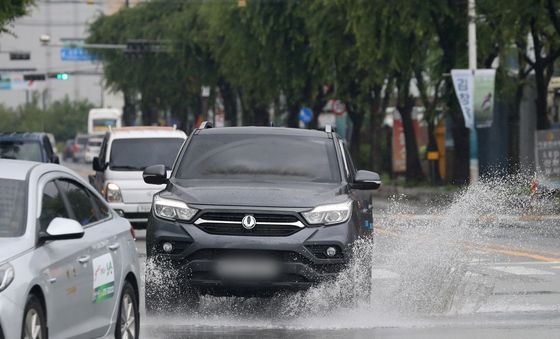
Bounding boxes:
451 69 474 129
535 129 560 185
392 110 406 173
473 69 496 128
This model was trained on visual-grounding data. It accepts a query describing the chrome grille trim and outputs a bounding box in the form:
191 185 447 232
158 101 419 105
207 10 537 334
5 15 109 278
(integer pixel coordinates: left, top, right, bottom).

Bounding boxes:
194 218 305 228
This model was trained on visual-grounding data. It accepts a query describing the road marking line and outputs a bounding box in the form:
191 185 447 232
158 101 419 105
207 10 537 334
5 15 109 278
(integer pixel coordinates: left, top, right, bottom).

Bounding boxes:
482 243 560 257
490 266 554 275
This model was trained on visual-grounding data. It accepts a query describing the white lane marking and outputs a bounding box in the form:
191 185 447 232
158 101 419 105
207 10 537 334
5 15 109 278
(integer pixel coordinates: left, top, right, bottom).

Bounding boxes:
371 269 399 279
490 266 554 275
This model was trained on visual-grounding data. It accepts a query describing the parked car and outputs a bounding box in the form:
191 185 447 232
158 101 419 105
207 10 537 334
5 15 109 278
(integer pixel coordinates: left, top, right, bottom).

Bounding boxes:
0 132 59 163
73 134 90 163
0 159 140 339
63 139 74 160
91 126 187 225
143 123 380 312
84 136 103 163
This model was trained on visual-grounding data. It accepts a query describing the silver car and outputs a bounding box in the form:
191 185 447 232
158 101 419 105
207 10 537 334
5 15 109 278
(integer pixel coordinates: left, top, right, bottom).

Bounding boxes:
0 159 140 339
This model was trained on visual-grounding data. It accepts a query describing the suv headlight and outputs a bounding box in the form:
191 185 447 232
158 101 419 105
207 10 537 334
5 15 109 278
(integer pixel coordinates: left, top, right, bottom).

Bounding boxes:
153 195 198 221
302 200 352 225
105 183 122 203
0 263 14 292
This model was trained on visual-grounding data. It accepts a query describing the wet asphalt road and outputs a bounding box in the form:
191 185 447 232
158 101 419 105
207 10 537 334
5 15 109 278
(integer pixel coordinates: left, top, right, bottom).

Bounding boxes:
66 161 560 339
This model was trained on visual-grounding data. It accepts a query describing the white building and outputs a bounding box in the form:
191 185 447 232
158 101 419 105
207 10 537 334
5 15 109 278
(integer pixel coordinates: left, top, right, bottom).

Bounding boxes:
0 0 135 108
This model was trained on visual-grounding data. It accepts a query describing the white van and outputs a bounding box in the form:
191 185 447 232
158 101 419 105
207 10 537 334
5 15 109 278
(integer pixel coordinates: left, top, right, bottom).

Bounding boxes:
91 126 187 224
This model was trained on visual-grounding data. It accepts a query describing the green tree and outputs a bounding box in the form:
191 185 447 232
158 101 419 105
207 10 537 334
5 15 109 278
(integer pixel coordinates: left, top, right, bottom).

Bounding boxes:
0 0 33 33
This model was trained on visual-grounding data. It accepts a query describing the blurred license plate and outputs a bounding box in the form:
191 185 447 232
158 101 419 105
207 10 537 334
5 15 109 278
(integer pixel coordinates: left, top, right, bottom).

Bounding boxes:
137 205 151 212
215 258 279 280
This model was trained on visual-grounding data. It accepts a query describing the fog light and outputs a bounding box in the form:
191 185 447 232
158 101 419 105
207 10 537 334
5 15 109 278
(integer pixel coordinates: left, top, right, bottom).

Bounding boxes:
162 242 173 253
326 247 337 257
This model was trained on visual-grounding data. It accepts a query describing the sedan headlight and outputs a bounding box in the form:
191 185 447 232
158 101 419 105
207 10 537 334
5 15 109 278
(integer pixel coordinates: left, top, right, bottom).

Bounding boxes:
105 183 122 203
0 263 14 292
302 200 352 225
153 195 198 221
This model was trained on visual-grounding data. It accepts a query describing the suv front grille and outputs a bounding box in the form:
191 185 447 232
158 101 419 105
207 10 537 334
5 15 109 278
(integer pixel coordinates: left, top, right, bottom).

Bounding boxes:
194 212 304 237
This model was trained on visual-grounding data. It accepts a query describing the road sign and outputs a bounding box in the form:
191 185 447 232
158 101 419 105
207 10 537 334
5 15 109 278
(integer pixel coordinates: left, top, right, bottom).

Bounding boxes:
299 107 313 123
60 47 96 61
535 129 560 184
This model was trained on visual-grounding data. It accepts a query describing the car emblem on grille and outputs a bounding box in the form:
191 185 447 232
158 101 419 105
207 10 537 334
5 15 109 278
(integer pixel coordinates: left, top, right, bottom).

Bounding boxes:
241 215 256 230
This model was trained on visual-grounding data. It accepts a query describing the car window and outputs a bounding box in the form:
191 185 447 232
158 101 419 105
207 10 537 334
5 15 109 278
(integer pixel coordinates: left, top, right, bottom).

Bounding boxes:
0 178 27 237
176 134 341 183
39 181 69 231
342 141 356 177
90 191 111 220
57 179 101 226
109 137 184 171
0 140 43 162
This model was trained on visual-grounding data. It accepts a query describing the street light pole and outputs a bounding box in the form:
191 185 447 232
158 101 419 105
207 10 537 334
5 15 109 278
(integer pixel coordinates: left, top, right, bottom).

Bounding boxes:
468 0 479 183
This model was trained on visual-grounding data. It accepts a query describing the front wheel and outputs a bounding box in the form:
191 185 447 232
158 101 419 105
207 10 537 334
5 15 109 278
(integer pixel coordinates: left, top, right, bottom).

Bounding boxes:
21 294 47 339
115 281 140 339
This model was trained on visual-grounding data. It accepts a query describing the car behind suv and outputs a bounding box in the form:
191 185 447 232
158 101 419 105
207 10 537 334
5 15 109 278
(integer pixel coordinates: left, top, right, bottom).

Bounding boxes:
91 126 187 225
143 123 380 311
0 132 59 163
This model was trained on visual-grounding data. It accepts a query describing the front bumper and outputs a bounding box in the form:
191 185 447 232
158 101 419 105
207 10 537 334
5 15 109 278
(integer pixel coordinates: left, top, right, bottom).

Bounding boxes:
109 202 151 223
0 293 23 339
146 211 356 295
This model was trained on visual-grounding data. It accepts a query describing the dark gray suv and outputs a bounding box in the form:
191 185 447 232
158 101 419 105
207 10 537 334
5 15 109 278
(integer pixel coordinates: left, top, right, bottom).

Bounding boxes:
143 124 380 310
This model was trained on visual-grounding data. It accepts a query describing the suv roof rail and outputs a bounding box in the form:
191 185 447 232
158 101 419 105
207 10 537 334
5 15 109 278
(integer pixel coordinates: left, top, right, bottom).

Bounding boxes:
199 121 213 129
325 124 332 133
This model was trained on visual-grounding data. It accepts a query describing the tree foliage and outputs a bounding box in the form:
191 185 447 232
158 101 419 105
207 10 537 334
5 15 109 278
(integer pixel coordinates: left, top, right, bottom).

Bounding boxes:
0 96 94 142
0 0 34 33
86 0 560 182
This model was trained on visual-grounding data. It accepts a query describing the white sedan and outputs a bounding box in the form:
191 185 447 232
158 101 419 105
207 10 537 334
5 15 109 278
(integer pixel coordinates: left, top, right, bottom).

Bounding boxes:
0 159 140 339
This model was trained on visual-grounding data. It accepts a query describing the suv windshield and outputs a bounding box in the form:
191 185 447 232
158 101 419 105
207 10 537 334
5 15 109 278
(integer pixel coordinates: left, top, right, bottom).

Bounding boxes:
110 138 184 171
0 140 42 162
175 134 341 183
0 178 27 237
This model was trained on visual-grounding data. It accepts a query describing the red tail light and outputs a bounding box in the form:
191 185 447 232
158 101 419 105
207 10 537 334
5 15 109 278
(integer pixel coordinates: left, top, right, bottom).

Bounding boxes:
73 143 78 153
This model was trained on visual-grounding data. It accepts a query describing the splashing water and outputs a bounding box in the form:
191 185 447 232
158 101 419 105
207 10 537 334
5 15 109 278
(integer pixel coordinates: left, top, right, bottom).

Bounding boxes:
144 173 558 325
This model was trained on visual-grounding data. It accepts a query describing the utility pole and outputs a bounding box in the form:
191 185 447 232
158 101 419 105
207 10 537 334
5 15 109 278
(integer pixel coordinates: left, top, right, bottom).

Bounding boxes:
468 0 479 183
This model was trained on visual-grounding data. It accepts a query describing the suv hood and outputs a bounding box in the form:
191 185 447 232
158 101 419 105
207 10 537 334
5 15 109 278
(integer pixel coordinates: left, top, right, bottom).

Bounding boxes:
0 238 31 263
169 180 348 208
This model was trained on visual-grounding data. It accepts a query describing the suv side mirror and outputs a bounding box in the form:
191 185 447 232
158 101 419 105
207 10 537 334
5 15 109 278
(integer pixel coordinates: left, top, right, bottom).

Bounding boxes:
39 217 84 242
143 164 168 185
92 156 104 172
51 154 60 164
351 170 381 190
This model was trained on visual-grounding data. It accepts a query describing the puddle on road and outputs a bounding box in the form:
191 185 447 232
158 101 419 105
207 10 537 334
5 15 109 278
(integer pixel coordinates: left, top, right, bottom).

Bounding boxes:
143 174 559 334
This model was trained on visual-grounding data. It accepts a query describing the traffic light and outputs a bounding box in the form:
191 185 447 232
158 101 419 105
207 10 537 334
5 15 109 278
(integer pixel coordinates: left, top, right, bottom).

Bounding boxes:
23 74 46 81
47 73 69 80
9 52 30 61
124 40 165 58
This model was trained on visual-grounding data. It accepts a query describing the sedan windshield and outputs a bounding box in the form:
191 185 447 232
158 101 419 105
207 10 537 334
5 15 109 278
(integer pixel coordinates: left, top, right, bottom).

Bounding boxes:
109 138 184 171
175 134 341 183
0 179 27 237
0 140 42 162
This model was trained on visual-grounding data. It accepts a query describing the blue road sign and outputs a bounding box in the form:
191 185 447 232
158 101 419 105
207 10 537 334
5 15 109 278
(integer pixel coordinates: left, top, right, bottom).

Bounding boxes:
60 47 96 61
299 107 313 123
